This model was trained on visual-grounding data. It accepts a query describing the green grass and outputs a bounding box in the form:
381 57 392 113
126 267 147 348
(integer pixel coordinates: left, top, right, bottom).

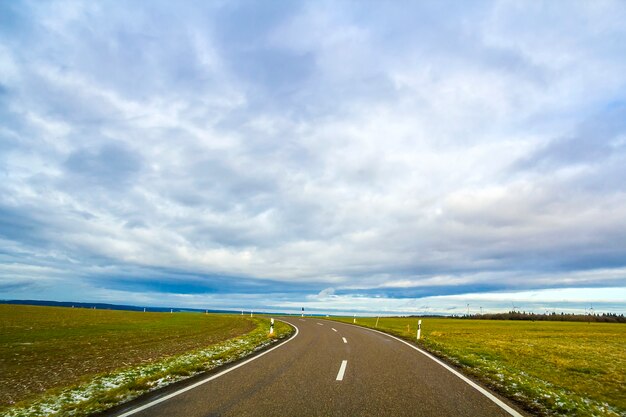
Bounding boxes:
327 316 625 417
0 305 293 417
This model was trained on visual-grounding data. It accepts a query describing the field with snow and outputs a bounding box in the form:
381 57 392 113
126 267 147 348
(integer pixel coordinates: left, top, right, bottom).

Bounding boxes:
0 304 292 416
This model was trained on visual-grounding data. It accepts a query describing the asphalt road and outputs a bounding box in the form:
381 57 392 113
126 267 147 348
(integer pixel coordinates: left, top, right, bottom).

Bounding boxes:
111 318 526 417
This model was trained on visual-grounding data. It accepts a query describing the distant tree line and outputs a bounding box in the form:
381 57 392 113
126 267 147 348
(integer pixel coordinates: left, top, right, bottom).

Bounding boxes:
456 311 626 323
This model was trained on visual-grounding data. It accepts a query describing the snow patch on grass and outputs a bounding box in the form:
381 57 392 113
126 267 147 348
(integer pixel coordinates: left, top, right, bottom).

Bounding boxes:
421 341 623 417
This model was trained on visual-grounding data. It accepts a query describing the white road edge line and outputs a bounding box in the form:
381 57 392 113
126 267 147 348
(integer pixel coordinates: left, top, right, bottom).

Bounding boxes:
337 322 524 417
342 337 347 344
317 323 323 326
116 320 300 417
331 328 337 332
336 360 348 381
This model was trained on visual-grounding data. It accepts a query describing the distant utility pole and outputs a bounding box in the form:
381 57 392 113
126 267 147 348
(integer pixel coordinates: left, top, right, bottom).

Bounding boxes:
480 307 483 315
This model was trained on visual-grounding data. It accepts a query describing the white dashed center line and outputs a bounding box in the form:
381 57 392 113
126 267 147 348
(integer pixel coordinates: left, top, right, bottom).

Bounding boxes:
317 323 323 326
331 328 337 332
336 360 348 381
342 337 347 344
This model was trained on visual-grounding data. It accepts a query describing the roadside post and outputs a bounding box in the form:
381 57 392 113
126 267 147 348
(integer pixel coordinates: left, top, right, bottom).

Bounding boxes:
353 314 356 324
270 318 274 335
301 307 304 317
375 316 380 328
417 319 422 340
250 310 253 317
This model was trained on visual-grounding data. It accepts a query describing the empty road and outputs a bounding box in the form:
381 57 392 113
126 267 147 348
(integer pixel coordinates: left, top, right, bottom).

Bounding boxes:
109 318 525 417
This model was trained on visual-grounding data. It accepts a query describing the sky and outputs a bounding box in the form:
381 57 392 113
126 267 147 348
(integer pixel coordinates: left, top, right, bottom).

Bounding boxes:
1 0 625 315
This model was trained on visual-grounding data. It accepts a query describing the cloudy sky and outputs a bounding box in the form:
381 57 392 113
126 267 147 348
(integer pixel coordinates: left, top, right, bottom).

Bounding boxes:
1 0 625 315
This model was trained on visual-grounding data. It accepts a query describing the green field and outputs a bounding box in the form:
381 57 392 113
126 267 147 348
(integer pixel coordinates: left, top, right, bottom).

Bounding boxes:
328 316 626 417
0 304 292 416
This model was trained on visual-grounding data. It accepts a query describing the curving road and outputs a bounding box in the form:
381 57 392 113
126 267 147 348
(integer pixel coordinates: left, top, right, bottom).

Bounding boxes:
107 318 526 417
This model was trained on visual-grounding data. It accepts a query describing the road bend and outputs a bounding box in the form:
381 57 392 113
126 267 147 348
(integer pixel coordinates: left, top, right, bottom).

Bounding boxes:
108 318 525 417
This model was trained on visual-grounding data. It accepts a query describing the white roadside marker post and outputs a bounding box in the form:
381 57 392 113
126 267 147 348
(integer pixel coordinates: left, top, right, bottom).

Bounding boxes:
353 314 356 324
270 318 274 335
301 307 304 318
250 310 253 317
170 308 173 314
417 319 422 340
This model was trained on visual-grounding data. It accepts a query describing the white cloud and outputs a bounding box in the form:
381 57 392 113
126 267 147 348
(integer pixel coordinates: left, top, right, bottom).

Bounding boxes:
0 1 625 312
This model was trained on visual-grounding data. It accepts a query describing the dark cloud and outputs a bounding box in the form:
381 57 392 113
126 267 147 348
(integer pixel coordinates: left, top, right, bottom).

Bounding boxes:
98 271 323 296
0 280 38 292
64 143 142 189
213 1 311 94
0 205 48 247
515 103 626 170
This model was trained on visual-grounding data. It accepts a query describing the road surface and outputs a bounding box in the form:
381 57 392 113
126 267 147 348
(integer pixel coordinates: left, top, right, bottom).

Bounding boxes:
108 318 525 417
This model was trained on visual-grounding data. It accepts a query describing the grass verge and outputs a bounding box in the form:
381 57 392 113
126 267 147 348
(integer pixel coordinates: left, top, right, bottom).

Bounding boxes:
327 317 625 417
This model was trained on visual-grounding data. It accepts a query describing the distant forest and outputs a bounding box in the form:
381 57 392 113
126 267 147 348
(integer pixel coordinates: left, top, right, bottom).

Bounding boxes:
456 311 626 323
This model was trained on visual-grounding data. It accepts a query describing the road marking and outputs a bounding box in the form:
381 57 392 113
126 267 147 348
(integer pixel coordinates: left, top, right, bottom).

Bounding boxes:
342 337 347 344
299 319 305 322
336 360 348 381
331 328 337 332
317 322 323 326
116 321 300 417
337 322 524 417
